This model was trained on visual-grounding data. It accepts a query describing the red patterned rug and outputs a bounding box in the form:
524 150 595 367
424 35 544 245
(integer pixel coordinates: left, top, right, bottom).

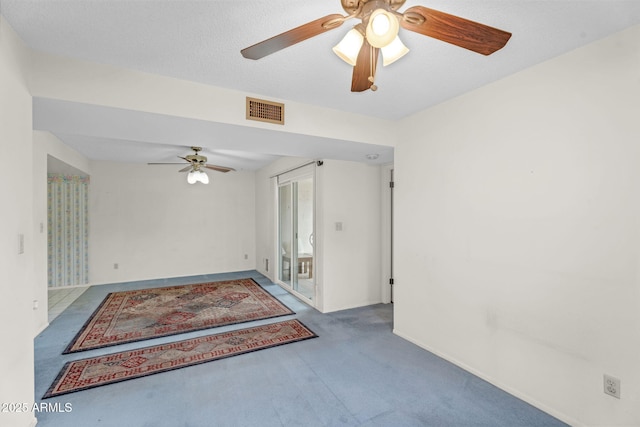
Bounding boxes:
64 278 294 353
45 319 317 398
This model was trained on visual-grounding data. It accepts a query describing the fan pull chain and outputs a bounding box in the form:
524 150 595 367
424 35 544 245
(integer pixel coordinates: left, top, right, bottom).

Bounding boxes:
368 44 378 91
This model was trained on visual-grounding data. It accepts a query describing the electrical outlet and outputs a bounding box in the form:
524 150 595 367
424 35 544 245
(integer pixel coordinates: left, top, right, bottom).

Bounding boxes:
604 374 621 399
114 263 119 270
244 254 248 260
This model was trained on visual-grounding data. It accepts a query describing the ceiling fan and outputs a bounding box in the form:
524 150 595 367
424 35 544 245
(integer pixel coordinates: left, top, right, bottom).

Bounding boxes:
148 146 236 184
241 0 511 92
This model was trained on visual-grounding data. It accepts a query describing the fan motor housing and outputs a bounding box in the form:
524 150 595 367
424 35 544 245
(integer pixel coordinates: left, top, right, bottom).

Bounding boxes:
186 154 207 164
186 147 207 164
341 0 405 15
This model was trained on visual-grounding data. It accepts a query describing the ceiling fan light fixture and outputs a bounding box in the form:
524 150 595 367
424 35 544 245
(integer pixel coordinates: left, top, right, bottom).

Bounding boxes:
187 170 198 184
332 27 364 66
381 35 409 66
187 169 209 184
366 9 399 48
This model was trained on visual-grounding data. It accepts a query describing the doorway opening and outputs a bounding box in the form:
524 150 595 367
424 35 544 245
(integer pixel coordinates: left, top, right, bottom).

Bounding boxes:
47 156 89 288
46 155 90 321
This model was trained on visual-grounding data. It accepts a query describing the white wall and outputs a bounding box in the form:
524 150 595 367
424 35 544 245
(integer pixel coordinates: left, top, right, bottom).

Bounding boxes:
319 160 383 312
32 131 91 333
0 16 37 427
89 161 255 284
28 51 396 147
394 25 640 427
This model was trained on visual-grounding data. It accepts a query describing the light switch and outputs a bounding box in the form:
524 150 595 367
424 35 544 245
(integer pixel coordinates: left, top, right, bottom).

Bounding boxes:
335 222 343 231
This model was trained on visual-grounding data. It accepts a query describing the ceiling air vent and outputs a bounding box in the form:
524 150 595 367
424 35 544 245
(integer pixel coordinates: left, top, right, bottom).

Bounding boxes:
246 97 284 125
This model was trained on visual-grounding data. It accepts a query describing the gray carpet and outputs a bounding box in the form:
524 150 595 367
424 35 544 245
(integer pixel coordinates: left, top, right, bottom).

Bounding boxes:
34 270 567 427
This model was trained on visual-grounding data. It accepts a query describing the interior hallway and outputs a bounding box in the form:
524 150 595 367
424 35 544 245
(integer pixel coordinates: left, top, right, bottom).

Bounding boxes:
35 271 567 427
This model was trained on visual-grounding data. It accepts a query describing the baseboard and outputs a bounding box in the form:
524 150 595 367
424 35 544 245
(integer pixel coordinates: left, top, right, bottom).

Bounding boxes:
321 299 384 314
392 328 583 427
85 269 262 287
34 322 49 337
255 268 273 282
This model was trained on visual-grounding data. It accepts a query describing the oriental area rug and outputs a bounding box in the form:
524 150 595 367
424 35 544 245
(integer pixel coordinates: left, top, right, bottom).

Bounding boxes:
64 278 294 354
45 319 317 398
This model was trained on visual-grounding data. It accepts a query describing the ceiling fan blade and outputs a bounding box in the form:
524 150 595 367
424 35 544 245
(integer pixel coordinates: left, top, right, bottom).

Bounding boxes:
351 40 379 92
241 14 345 60
178 165 192 173
148 162 185 165
400 6 511 55
204 164 236 173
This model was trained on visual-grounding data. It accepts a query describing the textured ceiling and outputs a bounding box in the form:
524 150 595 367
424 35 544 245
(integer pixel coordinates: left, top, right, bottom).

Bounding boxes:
3 0 640 169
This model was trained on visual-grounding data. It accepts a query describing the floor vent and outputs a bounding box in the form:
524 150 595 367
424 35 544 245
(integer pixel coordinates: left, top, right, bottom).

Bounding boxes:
246 97 284 125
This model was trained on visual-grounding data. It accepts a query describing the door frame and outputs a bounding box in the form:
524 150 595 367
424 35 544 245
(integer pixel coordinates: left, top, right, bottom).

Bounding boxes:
381 164 394 303
274 163 317 307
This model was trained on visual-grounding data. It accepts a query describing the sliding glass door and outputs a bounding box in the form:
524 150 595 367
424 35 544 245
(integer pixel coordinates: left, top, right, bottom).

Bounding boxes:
278 167 315 303
278 184 293 288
